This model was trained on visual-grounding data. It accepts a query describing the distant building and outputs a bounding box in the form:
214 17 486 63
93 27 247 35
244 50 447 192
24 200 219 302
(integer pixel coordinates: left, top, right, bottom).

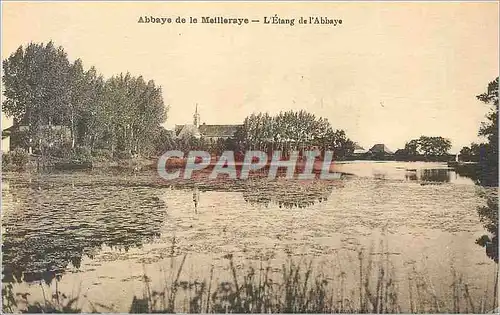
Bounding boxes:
2 126 12 152
175 124 201 139
174 105 241 141
353 143 368 155
198 123 241 141
369 144 394 155
2 116 13 152
5 120 71 153
394 149 407 156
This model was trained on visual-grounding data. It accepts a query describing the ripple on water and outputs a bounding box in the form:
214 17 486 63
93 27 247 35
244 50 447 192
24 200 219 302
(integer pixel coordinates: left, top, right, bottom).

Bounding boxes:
0 169 493 289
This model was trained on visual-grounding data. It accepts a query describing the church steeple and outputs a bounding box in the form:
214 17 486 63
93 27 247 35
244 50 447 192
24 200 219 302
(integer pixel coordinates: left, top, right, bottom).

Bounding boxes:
193 103 200 127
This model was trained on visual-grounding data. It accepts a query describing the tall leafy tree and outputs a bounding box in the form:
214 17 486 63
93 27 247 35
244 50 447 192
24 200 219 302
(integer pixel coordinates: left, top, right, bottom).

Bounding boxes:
417 136 452 157
475 77 498 186
403 136 451 157
3 42 168 157
100 73 167 155
234 110 354 159
75 66 106 150
404 139 419 156
3 42 72 153
474 78 498 263
477 77 498 144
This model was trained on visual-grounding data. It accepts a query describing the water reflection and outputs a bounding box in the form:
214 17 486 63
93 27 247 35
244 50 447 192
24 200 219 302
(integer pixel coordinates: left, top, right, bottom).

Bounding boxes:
2 182 167 284
166 177 342 210
420 169 450 183
454 164 499 187
403 168 453 183
454 165 499 263
173 180 339 209
242 181 339 209
1 161 491 290
401 165 498 263
474 192 498 263
335 162 475 185
193 186 200 213
404 171 418 181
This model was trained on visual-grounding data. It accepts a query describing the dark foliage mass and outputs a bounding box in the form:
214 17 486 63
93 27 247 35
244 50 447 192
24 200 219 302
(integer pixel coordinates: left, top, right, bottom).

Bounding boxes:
2 42 169 158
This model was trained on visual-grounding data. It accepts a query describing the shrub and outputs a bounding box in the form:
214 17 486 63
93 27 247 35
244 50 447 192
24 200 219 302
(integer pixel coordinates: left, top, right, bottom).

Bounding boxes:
2 152 11 166
91 149 113 162
42 142 72 158
2 148 30 170
115 150 133 160
72 146 92 162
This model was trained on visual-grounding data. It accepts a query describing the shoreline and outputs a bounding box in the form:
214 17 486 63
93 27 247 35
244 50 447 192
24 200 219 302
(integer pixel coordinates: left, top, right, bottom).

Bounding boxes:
2 156 457 173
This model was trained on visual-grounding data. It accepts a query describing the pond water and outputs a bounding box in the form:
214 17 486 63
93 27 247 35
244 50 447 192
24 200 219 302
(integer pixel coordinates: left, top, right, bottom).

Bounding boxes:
1 161 497 312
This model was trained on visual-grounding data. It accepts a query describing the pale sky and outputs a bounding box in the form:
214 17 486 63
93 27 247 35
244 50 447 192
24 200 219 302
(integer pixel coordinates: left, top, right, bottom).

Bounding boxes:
1 2 498 153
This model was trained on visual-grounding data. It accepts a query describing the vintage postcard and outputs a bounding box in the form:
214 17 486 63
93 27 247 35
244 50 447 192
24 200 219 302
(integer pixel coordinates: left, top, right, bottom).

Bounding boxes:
1 1 499 314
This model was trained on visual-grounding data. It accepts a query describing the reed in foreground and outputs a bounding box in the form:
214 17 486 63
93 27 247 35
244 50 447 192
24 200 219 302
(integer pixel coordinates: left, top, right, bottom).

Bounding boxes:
3 248 498 313
129 252 498 314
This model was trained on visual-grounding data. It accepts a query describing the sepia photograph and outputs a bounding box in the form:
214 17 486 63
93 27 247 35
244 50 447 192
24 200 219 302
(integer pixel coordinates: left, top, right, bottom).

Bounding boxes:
1 1 499 313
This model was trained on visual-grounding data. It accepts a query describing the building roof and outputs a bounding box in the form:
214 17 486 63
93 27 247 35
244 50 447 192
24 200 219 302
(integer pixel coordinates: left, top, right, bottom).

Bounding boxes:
353 143 364 151
369 143 394 154
174 125 185 136
2 126 13 140
198 124 241 138
175 124 201 139
353 143 367 154
174 123 241 139
353 148 368 154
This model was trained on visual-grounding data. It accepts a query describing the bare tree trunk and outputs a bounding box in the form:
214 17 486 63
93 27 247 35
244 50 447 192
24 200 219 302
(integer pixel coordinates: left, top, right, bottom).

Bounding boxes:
28 129 33 154
27 110 33 154
129 127 134 154
110 126 115 156
70 109 75 149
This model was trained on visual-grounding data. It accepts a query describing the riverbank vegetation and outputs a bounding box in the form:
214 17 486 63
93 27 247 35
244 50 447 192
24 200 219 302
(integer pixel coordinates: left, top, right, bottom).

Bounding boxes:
458 77 498 187
234 111 355 159
1 148 30 171
2 42 169 164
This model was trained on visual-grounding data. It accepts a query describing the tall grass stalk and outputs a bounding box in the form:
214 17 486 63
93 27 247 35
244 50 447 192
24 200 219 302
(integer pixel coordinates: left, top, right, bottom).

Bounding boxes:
4 248 498 313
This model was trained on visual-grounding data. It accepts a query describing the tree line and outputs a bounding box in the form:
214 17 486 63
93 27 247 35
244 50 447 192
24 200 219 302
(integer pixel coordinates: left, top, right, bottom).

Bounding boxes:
2 42 168 160
3 43 358 162
6 41 484 166
459 77 498 164
171 110 356 160
235 110 354 158
399 136 452 158
457 77 498 187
